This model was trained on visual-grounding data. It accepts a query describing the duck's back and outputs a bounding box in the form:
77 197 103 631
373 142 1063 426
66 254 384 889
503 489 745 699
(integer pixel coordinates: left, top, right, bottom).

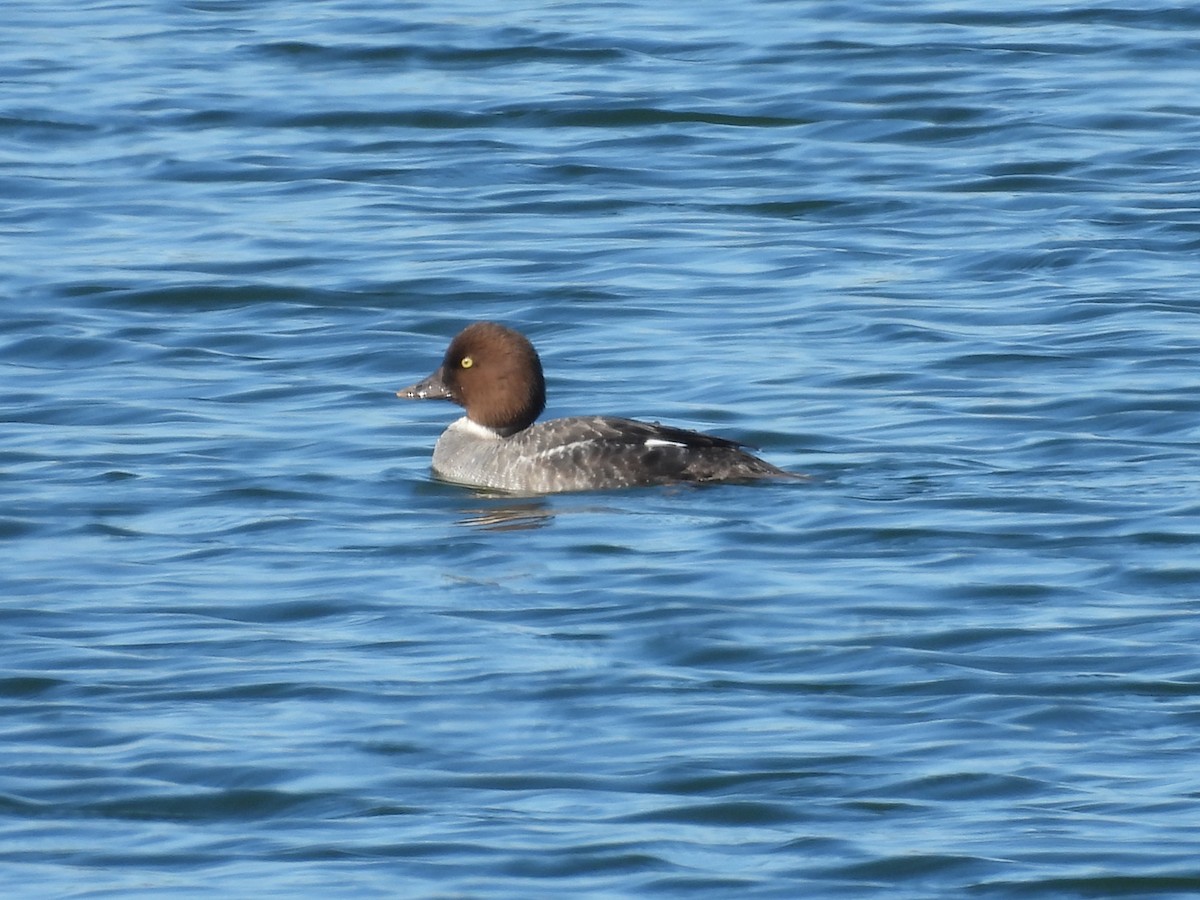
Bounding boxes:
432 414 796 493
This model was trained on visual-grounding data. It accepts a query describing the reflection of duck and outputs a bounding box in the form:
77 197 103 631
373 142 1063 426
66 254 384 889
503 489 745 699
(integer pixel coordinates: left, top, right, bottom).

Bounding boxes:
455 500 555 532
397 322 803 494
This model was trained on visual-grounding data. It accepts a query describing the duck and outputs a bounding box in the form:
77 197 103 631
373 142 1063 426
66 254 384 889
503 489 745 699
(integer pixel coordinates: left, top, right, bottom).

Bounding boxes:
396 321 802 493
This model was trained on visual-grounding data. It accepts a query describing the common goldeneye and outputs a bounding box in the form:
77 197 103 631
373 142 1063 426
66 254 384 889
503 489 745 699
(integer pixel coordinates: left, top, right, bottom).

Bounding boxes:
396 321 802 493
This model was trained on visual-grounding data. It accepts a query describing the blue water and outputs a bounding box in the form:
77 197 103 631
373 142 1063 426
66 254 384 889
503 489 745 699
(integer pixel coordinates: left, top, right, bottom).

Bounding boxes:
5 1 1200 896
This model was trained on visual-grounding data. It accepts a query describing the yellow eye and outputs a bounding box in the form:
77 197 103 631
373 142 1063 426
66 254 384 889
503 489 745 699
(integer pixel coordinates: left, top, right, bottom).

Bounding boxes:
460 356 473 369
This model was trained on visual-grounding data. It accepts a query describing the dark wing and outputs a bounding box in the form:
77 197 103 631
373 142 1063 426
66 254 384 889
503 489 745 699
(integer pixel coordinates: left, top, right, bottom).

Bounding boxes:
527 416 794 486
588 416 753 451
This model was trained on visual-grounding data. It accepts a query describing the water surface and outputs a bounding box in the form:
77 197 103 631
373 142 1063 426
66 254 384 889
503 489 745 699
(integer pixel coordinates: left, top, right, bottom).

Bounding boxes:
4 1 1200 896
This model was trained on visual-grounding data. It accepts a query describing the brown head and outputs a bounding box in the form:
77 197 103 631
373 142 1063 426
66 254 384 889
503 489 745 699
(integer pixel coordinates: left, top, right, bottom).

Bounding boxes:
396 322 546 434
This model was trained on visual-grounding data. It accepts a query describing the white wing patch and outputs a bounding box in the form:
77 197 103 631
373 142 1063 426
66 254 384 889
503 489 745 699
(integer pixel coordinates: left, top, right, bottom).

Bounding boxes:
524 430 689 464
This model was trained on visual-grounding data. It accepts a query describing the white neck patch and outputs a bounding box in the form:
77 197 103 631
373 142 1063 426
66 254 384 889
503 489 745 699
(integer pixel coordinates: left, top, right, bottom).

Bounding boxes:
451 416 504 440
